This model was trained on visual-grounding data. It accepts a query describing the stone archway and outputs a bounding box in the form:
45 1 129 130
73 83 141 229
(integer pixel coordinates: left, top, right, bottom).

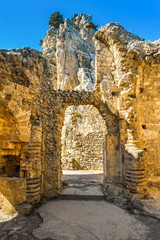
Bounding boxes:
42 90 121 198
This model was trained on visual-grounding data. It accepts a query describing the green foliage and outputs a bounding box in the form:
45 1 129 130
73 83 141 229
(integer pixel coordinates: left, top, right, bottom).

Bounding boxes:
146 40 151 45
71 13 98 31
49 11 63 28
86 22 99 30
52 43 56 51
40 39 43 46
71 13 78 23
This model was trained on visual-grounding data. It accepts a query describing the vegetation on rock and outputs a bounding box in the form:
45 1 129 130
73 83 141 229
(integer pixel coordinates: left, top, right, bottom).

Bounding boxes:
52 43 56 51
49 11 63 28
86 22 99 30
71 13 78 23
40 39 43 46
71 13 99 31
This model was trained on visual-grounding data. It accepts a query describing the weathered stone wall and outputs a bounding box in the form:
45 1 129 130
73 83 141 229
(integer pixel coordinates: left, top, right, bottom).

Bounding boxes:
40 88 119 197
136 56 160 199
0 178 26 206
94 23 160 195
137 58 160 176
62 105 106 170
0 48 53 205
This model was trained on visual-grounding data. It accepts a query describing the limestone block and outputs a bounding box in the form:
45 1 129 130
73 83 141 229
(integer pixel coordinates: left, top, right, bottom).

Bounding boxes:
105 135 121 181
0 177 26 206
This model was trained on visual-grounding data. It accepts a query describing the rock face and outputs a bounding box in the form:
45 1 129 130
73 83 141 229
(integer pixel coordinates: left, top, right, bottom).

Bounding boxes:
0 20 160 212
42 14 96 90
56 17 95 91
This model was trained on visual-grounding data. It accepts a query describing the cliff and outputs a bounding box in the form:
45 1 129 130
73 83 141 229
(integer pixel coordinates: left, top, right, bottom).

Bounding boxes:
42 13 96 90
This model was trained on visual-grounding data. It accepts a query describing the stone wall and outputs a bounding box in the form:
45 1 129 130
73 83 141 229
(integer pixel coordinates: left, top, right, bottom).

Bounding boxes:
62 105 106 170
0 48 53 205
94 23 160 195
0 178 26 206
38 84 119 197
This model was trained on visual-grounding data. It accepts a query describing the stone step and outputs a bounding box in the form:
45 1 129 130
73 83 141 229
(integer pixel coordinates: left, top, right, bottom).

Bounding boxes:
58 195 105 201
58 186 105 201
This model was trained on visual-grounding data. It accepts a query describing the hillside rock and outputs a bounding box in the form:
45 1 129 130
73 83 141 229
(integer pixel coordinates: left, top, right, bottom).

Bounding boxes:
42 14 96 90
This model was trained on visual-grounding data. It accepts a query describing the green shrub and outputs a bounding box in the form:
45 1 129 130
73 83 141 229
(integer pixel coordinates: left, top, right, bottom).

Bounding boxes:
52 43 56 51
86 22 99 30
146 40 151 45
71 13 78 23
40 39 43 46
49 11 63 28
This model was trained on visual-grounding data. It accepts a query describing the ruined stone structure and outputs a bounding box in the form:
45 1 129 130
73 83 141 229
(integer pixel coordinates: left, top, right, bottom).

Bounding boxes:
0 18 160 212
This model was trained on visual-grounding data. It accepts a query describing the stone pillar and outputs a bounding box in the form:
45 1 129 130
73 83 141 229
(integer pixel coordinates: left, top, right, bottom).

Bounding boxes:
123 142 147 195
103 140 107 180
22 123 42 203
42 109 63 198
103 134 122 183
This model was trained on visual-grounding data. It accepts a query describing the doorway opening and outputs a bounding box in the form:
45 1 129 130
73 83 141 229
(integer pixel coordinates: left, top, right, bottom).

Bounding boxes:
0 155 20 177
61 104 107 192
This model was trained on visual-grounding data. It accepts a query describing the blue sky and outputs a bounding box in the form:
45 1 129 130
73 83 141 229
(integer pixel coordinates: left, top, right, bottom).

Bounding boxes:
0 0 160 51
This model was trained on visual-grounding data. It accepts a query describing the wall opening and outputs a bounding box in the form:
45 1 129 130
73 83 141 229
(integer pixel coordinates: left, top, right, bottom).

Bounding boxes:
61 104 107 184
0 155 20 177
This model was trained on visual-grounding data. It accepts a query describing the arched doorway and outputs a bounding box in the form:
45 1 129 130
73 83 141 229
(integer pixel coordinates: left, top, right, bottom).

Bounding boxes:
61 104 107 192
42 90 121 198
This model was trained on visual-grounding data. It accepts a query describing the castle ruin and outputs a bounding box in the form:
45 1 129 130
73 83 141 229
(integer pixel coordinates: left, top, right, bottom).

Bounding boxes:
0 14 160 213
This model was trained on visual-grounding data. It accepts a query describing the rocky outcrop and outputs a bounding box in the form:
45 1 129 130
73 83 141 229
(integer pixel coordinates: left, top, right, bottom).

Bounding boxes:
42 14 96 90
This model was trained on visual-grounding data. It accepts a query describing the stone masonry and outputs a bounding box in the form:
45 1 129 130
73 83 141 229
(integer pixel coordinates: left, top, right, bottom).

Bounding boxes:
62 105 106 170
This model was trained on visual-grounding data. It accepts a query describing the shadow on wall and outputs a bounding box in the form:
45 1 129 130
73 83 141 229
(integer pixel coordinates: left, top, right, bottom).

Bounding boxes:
0 105 27 214
0 105 21 178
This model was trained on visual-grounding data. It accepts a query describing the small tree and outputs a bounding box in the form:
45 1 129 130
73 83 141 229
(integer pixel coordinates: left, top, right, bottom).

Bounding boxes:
71 13 78 23
40 39 43 46
86 22 99 31
49 11 63 28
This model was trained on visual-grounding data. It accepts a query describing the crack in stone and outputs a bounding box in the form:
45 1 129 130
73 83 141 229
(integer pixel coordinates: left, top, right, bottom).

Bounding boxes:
76 223 100 240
